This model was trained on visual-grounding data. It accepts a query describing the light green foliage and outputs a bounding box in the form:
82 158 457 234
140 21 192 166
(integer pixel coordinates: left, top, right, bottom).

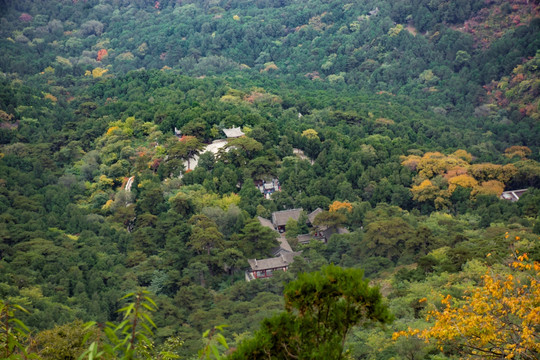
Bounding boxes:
35 320 97 360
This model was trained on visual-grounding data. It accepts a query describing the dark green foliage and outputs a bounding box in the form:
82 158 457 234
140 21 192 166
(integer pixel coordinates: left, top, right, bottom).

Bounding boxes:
363 217 416 263
229 265 392 359
0 0 538 358
236 219 279 258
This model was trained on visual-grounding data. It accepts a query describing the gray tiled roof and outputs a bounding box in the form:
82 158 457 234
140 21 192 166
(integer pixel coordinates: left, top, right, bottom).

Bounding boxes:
257 216 275 230
307 208 323 224
247 251 302 270
297 234 313 244
321 226 350 240
222 127 245 138
272 208 303 227
277 235 293 253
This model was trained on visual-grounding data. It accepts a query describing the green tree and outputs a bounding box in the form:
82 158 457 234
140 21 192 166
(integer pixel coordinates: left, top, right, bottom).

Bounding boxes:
221 137 263 167
363 217 416 262
35 320 96 360
180 121 208 141
248 157 277 182
313 211 347 232
285 218 301 242
188 215 225 256
198 325 229 360
229 265 392 359
169 136 205 171
238 182 265 217
237 219 279 258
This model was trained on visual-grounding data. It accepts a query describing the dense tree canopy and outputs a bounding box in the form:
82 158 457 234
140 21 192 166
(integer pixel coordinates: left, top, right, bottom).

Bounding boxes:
0 0 538 358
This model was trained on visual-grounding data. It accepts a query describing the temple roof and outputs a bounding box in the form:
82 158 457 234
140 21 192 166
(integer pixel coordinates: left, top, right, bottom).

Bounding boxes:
272 208 303 227
247 251 302 271
222 127 245 138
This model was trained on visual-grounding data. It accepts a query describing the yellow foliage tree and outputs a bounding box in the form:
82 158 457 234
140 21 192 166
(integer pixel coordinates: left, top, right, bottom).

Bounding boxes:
92 67 108 78
474 180 505 197
215 193 241 210
394 241 540 359
102 199 114 210
117 52 135 61
262 62 279 72
443 166 468 180
97 175 115 190
301 129 319 140
402 149 521 205
55 56 72 68
329 201 353 213
469 163 517 183
106 126 121 136
220 94 243 104
411 179 441 202
452 149 473 162
388 24 404 37
448 174 478 193
505 146 532 160
375 117 395 126
402 152 471 179
417 152 469 179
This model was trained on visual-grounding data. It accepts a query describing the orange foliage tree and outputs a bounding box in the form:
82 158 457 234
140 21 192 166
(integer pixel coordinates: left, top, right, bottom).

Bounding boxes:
329 200 353 213
96 49 108 61
394 237 540 359
43 93 58 103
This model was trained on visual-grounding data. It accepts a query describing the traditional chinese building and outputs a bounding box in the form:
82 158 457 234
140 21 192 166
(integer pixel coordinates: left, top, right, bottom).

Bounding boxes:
245 251 301 281
271 208 303 232
222 127 245 138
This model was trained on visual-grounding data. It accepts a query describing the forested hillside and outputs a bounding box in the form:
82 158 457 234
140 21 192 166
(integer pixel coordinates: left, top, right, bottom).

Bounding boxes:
0 0 539 359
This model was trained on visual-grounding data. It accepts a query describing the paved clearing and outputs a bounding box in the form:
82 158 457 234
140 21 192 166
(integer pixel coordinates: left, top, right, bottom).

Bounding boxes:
183 139 228 171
